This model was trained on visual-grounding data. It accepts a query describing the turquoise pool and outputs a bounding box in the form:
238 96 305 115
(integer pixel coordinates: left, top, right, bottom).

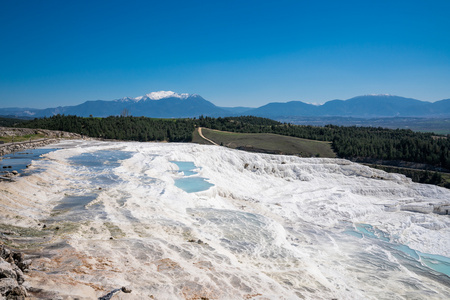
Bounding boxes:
171 161 213 193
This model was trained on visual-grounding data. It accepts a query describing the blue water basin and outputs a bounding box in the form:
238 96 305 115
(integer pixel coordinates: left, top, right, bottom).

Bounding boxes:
174 177 214 193
171 161 214 193
171 161 197 176
0 148 59 175
68 150 134 186
69 150 134 169
345 223 450 277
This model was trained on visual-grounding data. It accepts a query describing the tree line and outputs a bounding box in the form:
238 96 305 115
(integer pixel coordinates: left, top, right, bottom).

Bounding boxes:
0 116 28 127
19 115 194 142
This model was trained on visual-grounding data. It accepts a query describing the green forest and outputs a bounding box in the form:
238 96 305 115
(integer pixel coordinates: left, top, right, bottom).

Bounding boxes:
18 114 450 171
19 115 195 142
0 116 28 127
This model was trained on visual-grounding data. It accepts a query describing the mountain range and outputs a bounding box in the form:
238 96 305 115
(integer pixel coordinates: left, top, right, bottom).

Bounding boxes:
1 91 449 119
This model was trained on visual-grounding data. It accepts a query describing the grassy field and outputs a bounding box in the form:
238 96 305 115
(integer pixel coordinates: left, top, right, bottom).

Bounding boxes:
0 134 46 144
195 128 336 158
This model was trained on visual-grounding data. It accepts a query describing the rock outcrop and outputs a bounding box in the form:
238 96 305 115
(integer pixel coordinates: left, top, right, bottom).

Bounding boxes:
0 245 30 299
0 138 59 156
0 127 84 156
0 127 82 139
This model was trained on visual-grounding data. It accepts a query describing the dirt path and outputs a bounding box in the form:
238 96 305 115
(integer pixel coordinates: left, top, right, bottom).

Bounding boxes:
198 127 219 146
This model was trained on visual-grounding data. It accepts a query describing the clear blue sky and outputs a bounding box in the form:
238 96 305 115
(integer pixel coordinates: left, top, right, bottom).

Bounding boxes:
1 0 450 108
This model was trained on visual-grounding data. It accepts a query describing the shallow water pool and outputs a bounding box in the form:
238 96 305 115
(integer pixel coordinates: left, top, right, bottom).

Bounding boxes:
174 177 214 193
68 150 134 187
170 161 197 176
346 223 450 277
0 148 59 175
171 161 214 193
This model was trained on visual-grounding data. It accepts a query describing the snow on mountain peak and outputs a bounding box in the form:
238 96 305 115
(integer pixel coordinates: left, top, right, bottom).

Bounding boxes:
118 91 192 102
139 91 190 101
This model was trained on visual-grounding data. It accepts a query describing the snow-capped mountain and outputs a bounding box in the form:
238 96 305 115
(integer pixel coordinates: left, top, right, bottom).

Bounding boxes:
120 91 192 102
0 91 228 118
1 92 450 119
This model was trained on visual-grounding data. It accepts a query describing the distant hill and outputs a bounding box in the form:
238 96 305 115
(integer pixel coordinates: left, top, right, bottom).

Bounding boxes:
1 92 449 119
219 106 255 114
244 101 319 116
246 95 450 118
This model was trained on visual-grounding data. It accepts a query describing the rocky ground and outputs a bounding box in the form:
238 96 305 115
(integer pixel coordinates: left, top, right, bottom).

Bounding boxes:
0 131 133 299
0 245 30 299
0 127 86 181
0 127 82 139
0 127 84 157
